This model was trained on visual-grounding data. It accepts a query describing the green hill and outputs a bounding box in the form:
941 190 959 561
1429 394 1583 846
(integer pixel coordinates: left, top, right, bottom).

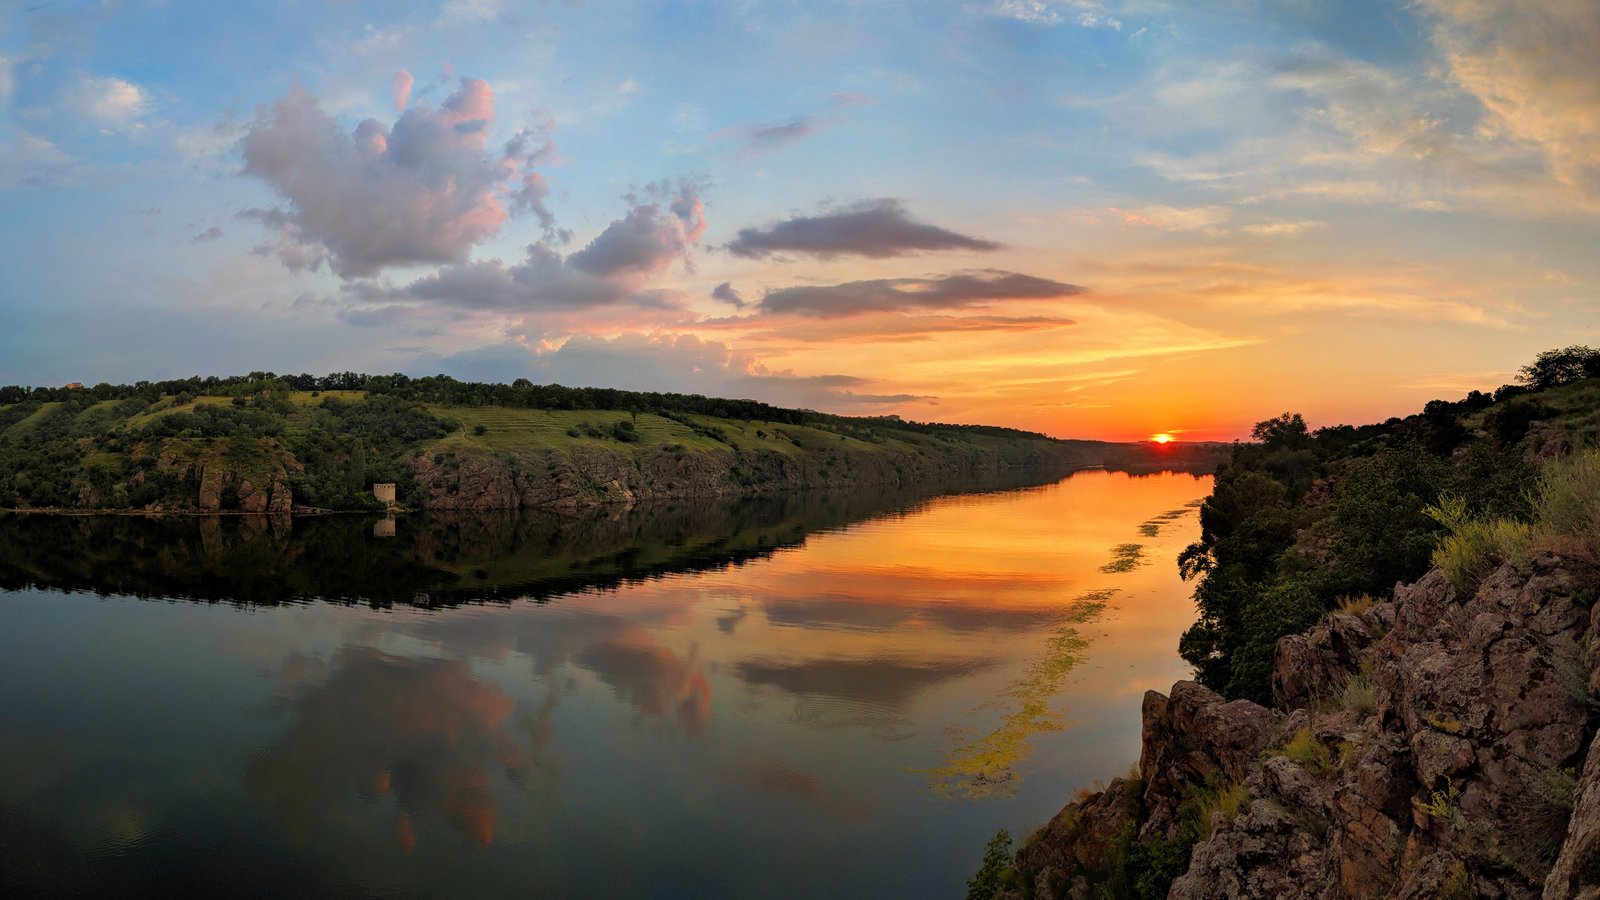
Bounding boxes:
0 372 1220 513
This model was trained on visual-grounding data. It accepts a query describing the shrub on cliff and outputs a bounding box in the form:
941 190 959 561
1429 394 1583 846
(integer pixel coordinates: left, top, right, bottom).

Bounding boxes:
966 830 1015 900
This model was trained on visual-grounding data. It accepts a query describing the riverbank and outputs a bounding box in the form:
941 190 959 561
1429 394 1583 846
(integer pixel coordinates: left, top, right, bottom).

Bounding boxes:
0 382 1226 514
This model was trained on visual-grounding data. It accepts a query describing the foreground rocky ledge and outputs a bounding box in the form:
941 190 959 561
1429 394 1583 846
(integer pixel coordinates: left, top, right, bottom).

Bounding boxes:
1006 550 1600 899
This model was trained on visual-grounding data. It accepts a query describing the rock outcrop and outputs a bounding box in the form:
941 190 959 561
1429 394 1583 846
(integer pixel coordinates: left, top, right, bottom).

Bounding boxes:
1005 550 1600 899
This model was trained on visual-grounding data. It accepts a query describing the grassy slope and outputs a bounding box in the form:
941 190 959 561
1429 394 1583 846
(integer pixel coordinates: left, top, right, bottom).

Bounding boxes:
2 392 1022 457
2 390 1155 511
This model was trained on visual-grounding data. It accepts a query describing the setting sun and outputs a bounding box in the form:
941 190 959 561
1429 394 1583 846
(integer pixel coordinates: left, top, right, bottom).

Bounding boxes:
1151 434 1174 444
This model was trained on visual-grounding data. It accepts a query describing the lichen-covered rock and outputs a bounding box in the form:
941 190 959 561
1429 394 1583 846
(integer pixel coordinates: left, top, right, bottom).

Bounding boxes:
1139 681 1282 841
1170 799 1329 899
1273 608 1388 708
1010 777 1141 897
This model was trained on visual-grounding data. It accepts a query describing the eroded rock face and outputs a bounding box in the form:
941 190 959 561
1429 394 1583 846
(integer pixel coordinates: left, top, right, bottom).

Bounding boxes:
1273 606 1391 709
1006 551 1600 900
1138 682 1282 842
193 440 300 514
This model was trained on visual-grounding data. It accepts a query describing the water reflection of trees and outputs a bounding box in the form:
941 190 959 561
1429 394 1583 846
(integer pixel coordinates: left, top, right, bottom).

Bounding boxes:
0 468 1137 608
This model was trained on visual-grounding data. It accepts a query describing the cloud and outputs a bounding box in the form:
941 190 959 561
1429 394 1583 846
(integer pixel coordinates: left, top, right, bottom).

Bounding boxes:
987 0 1122 29
173 112 246 160
1239 220 1322 237
441 0 505 22
568 183 706 279
727 117 818 154
390 69 413 112
757 269 1086 318
725 199 1001 259
1084 204 1230 233
1418 0 1600 194
0 55 13 108
240 77 551 278
342 183 705 317
190 226 223 243
723 313 1078 344
69 74 150 126
712 282 748 308
712 94 870 157
0 125 78 189
415 331 936 411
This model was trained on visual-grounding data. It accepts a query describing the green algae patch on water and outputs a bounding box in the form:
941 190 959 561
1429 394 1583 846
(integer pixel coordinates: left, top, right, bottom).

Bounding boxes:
919 591 1116 800
1099 543 1147 574
1137 506 1196 538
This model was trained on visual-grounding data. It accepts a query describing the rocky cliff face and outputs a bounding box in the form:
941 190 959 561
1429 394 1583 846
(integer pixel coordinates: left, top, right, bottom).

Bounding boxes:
1007 550 1600 899
407 441 1089 510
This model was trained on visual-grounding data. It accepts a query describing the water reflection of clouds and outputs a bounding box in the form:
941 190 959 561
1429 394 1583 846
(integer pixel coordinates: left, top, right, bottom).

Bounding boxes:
728 761 874 824
760 596 1063 635
407 606 713 736
250 645 540 850
735 657 997 737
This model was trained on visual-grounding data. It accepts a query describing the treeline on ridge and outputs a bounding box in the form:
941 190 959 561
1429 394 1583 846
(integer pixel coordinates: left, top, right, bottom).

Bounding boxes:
0 370 1053 443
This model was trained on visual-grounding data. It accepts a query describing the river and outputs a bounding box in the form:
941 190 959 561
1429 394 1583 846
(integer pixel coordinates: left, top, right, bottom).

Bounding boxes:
0 468 1209 898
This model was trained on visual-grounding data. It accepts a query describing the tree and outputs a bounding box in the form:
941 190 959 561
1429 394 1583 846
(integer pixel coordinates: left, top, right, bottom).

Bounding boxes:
1251 412 1310 450
1518 346 1600 390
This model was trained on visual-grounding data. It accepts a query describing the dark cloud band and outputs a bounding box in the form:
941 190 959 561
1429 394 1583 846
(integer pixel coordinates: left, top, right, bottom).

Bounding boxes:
726 199 1001 259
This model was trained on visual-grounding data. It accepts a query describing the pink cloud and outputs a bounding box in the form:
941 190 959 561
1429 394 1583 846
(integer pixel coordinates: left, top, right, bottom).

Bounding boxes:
391 69 414 113
240 77 546 278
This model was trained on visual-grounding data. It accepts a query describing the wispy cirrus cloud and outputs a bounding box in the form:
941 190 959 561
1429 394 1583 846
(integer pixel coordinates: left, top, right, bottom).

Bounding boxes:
986 0 1123 29
710 313 1077 345
1417 0 1600 196
711 93 870 158
726 199 1001 259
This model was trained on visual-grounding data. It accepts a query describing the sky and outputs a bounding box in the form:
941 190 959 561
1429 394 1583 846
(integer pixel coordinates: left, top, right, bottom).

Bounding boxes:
1 0 1597 441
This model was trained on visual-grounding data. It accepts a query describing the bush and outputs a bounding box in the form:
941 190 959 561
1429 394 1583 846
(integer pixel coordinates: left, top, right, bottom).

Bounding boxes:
966 830 1015 900
1425 495 1533 594
1276 726 1335 775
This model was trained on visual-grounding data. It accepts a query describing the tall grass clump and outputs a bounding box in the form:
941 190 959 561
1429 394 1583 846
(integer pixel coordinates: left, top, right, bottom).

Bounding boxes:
1425 495 1533 594
1334 594 1375 617
1339 667 1379 719
1533 450 1600 555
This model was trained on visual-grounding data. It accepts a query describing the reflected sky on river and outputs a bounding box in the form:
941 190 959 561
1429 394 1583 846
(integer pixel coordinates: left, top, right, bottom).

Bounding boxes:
0 469 1208 898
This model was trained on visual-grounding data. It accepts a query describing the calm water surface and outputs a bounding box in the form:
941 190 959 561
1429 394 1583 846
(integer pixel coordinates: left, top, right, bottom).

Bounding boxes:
0 469 1208 898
